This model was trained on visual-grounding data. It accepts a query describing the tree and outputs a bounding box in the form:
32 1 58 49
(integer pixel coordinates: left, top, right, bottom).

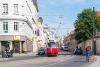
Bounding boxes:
74 8 100 43
96 15 100 32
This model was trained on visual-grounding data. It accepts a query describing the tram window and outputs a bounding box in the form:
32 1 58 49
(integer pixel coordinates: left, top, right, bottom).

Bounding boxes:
48 42 57 48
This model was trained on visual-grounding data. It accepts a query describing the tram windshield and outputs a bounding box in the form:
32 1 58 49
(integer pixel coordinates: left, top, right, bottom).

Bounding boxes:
48 42 57 48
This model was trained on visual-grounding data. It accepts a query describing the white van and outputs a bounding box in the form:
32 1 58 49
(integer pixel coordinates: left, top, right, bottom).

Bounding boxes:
61 45 69 51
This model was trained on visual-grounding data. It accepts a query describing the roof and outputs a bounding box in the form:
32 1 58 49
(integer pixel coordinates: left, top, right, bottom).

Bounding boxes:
96 11 100 16
32 0 39 12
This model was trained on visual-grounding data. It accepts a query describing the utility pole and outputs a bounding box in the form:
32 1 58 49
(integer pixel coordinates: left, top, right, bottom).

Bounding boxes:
93 7 96 55
55 16 62 36
54 16 62 48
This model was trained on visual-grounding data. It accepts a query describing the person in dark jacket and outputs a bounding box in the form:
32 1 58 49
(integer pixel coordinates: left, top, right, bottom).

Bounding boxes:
74 47 83 55
74 46 78 55
79 47 83 55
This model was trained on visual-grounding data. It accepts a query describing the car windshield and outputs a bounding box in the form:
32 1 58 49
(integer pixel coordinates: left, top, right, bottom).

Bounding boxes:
48 42 57 48
39 47 44 50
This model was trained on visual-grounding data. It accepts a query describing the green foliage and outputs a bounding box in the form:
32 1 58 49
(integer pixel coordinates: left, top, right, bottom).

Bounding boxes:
74 8 100 43
96 16 100 32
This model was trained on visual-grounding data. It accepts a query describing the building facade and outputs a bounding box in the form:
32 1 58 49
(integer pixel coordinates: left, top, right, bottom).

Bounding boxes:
63 31 77 52
34 17 46 50
0 0 39 53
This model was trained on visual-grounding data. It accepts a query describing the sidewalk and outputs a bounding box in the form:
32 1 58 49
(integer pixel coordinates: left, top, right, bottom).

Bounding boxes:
89 56 99 67
13 52 36 57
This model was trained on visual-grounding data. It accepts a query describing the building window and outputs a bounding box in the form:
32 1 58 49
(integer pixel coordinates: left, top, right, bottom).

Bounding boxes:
35 29 40 36
3 4 8 14
22 6 24 16
14 4 19 15
3 22 8 33
14 22 19 31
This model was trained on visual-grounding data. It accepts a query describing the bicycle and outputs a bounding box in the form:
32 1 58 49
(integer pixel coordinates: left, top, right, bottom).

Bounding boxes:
85 51 92 62
86 53 90 62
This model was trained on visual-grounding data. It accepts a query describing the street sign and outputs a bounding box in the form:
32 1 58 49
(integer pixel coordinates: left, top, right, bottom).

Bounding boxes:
14 36 21 41
32 35 36 39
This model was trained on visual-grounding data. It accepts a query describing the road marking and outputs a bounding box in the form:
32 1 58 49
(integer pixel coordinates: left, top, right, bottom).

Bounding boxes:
40 56 74 67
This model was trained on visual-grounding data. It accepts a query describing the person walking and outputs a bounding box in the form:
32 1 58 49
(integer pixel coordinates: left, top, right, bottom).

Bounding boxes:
79 47 83 55
74 46 78 55
85 46 92 62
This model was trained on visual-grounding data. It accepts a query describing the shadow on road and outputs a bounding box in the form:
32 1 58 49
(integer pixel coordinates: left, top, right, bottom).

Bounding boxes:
72 60 86 62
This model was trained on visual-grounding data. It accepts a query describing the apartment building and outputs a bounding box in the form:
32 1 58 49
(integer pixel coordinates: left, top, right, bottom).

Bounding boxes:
0 0 39 53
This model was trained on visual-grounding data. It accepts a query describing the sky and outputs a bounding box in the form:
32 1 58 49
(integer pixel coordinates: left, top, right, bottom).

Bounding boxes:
38 0 100 37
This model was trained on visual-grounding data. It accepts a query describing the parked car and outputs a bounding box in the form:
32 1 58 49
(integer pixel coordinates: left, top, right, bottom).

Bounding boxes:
61 45 69 51
38 47 46 56
63 46 69 51
46 42 59 56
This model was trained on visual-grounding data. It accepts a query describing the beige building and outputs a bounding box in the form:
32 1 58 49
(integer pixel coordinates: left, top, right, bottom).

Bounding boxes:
63 31 77 51
35 17 46 50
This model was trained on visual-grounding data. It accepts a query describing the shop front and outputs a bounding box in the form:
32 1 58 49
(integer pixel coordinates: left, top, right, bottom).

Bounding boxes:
0 35 32 56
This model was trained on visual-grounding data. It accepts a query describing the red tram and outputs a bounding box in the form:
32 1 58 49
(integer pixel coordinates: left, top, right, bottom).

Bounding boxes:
46 42 59 56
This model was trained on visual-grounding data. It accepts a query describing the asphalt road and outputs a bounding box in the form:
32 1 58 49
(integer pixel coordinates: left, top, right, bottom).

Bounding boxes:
42 56 92 67
0 55 94 67
0 55 72 67
0 51 94 67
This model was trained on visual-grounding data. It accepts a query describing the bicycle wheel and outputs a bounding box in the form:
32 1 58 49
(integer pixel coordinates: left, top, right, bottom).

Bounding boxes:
86 55 90 62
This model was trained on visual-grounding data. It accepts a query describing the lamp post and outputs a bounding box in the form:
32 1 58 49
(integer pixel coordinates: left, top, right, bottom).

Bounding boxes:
92 7 96 55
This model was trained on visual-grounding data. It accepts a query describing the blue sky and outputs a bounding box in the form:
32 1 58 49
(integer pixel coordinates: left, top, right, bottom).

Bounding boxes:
38 0 100 37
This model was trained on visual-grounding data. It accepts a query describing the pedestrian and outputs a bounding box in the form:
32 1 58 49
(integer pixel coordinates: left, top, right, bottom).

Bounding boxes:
79 47 83 55
74 46 78 55
85 46 92 62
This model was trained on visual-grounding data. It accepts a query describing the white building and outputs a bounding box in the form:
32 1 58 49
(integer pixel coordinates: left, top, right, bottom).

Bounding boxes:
43 25 56 46
0 0 39 53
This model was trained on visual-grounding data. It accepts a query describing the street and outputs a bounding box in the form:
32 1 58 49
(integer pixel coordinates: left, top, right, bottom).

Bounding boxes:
0 0 99 67
0 52 94 67
42 56 92 67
